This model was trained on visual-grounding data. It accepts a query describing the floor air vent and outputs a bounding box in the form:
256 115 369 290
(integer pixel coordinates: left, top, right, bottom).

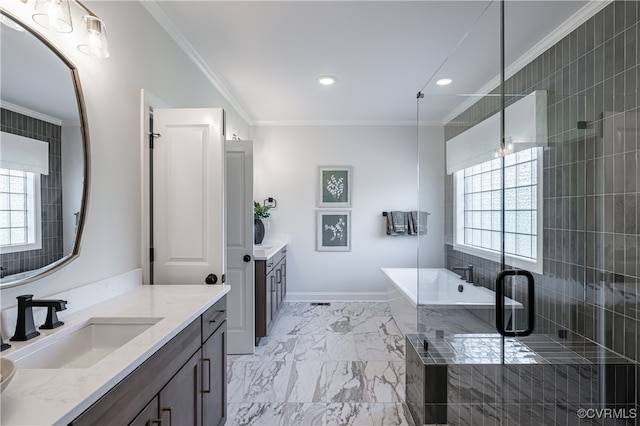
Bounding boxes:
310 302 331 306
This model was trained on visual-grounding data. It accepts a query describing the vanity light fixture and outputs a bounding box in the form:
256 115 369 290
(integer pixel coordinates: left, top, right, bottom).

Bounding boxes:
436 78 452 86
0 15 26 32
77 15 109 58
318 75 336 86
33 0 73 33
30 0 110 58
494 140 514 158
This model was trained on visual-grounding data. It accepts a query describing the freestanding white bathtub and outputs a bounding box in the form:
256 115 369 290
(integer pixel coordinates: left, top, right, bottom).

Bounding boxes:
381 268 522 336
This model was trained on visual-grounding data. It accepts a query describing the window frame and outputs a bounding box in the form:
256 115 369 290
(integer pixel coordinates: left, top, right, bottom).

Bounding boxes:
0 170 42 254
452 147 544 274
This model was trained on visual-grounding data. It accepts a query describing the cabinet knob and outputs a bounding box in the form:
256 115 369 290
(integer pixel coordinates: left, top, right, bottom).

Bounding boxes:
243 254 251 262
205 274 218 285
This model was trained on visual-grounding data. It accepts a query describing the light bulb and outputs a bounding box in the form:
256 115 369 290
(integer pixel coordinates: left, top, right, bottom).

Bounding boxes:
33 0 72 33
78 16 110 58
318 76 336 86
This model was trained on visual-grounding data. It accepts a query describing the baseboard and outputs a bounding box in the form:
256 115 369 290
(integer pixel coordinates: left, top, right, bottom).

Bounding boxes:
285 292 387 302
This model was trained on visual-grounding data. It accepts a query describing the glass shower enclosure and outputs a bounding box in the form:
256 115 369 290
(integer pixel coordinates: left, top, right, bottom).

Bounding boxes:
410 1 638 425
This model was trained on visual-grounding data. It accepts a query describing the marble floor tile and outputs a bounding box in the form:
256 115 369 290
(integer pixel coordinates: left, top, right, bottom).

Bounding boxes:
285 361 327 403
324 302 352 316
327 315 353 334
352 315 403 336
227 403 286 426
243 361 294 402
369 403 415 426
361 361 405 403
271 315 327 336
326 333 359 361
354 332 405 361
326 361 366 403
237 335 298 362
227 360 246 403
333 302 388 318
294 334 326 361
326 403 374 425
226 302 415 425
280 403 326 425
279 302 318 317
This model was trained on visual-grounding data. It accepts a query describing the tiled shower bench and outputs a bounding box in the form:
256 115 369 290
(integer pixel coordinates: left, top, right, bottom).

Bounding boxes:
406 333 636 426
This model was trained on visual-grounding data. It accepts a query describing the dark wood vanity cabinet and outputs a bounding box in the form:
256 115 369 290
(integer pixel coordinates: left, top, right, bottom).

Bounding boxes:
71 296 227 426
159 349 202 425
255 246 287 343
201 303 227 426
129 396 159 426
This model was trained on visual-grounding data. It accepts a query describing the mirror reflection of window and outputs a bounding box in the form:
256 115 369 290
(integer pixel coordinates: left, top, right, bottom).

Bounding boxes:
0 169 41 251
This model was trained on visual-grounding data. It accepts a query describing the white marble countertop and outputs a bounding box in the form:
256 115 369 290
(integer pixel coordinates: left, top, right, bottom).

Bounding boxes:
0 284 230 426
253 240 287 260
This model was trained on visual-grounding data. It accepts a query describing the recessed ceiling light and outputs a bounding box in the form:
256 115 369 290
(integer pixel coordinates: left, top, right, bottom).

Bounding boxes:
436 78 452 86
318 75 336 86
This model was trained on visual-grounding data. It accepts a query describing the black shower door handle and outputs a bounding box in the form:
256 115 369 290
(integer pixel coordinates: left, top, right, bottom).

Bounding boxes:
495 269 535 337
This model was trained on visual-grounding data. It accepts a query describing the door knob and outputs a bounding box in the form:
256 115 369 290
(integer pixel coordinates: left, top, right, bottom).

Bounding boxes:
243 255 251 262
205 274 218 285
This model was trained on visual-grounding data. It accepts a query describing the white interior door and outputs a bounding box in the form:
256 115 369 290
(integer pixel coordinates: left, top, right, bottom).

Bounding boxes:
225 140 254 354
152 108 225 285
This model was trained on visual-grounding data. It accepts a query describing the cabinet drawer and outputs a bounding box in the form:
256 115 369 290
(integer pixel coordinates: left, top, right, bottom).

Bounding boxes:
201 297 227 343
265 248 285 272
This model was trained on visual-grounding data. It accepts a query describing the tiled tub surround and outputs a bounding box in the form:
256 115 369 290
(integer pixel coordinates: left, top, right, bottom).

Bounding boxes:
406 333 635 426
0 108 64 277
439 0 640 417
227 301 415 426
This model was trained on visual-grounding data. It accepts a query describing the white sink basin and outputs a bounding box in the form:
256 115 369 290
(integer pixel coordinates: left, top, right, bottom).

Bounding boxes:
14 317 162 369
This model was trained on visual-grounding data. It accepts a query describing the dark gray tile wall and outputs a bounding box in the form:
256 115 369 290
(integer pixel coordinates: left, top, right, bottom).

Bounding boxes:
440 0 639 416
407 334 636 426
0 108 63 276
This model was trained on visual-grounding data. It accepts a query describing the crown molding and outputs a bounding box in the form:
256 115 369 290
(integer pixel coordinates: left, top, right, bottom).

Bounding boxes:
253 119 438 127
442 0 612 125
0 101 72 126
140 1 253 125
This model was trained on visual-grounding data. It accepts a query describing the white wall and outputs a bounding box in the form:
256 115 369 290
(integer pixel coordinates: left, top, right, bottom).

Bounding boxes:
252 125 444 299
1 1 249 309
418 125 446 268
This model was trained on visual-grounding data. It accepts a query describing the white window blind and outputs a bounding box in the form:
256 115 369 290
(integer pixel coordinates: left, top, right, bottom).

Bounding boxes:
0 131 49 176
446 90 547 174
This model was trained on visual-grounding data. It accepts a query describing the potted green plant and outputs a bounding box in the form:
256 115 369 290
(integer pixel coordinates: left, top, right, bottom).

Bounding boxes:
254 201 272 244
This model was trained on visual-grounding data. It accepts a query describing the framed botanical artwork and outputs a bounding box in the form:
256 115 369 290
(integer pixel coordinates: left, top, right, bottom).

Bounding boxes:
316 210 351 251
318 166 352 208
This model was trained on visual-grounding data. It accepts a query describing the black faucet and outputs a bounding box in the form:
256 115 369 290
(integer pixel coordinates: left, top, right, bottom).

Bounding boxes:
1 335 10 351
452 265 474 284
10 295 68 342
